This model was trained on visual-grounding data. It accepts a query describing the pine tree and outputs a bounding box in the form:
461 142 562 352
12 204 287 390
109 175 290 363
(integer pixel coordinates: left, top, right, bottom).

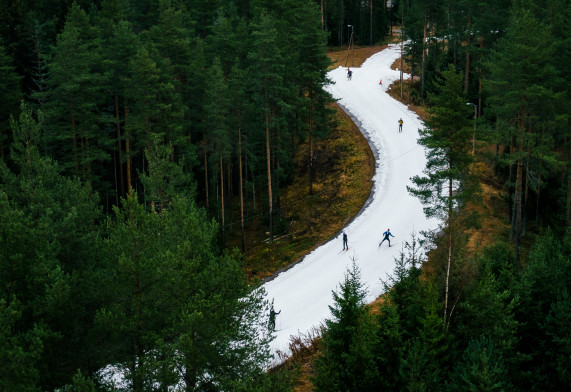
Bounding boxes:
203 56 231 246
248 10 286 244
43 3 112 186
485 5 562 266
1 103 102 389
408 64 476 326
0 44 22 161
97 195 272 390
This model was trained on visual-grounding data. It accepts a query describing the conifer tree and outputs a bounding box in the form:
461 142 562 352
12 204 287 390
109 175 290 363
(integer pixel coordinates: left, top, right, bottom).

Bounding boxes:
1 103 102 389
43 3 111 185
448 336 512 391
313 262 379 392
485 5 562 266
408 64 476 326
248 10 286 244
204 56 231 246
97 195 272 391
0 44 22 161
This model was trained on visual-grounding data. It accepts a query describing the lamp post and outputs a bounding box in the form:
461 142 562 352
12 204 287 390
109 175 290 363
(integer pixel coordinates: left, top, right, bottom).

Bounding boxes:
346 25 354 67
466 102 477 157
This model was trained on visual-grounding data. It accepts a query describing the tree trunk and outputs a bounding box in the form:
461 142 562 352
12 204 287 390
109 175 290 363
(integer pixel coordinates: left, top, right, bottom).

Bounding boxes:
566 134 571 228
203 135 209 212
238 128 246 253
370 0 373 45
0 126 4 161
465 13 471 95
265 109 273 244
514 113 525 270
115 94 124 197
134 255 144 392
523 153 530 236
227 161 232 231
70 95 79 175
567 171 571 228
443 174 453 327
478 37 484 116
123 97 132 194
220 157 225 248
321 0 324 30
309 92 314 195
400 6 404 99
421 13 427 96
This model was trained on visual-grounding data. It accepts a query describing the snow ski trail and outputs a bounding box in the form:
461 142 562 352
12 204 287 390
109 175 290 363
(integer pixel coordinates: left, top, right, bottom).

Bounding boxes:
263 44 438 365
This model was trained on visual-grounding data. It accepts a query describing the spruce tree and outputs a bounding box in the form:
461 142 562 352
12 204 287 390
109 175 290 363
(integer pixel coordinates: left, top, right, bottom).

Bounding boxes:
313 262 379 392
448 336 512 392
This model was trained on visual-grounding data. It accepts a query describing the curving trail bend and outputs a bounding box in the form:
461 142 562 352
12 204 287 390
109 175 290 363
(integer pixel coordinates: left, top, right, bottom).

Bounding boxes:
263 44 439 361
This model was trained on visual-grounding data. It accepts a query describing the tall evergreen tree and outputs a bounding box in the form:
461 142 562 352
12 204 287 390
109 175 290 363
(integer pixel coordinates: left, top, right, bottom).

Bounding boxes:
97 194 273 391
448 336 512 392
248 10 287 244
204 56 231 246
43 3 111 185
485 4 562 265
408 64 477 326
1 103 102 389
0 44 22 161
313 262 379 392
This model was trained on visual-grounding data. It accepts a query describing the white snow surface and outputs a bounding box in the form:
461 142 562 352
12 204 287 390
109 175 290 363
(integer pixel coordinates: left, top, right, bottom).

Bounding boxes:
264 44 438 362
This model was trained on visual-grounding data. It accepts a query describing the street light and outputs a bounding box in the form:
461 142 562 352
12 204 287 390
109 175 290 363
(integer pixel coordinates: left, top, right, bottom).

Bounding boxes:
346 25 354 68
466 102 477 158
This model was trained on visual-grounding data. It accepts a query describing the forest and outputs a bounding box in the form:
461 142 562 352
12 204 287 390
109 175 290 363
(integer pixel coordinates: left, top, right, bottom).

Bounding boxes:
0 0 570 391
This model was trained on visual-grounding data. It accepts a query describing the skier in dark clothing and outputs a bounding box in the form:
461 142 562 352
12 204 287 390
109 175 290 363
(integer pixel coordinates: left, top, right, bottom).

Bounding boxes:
269 306 281 331
379 228 394 247
398 118 403 132
342 231 348 250
347 68 352 80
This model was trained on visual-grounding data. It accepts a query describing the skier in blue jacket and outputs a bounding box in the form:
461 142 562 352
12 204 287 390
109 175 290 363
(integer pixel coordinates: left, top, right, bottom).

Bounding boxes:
379 228 394 247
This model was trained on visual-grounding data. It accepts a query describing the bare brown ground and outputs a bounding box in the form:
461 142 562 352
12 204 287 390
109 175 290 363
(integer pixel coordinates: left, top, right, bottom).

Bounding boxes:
327 45 388 70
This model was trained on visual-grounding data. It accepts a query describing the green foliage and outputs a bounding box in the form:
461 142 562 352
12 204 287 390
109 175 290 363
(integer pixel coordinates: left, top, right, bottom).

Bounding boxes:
409 64 477 221
0 298 44 392
0 44 22 158
313 262 379 392
0 103 103 389
513 229 571 390
140 134 194 212
448 335 512 392
399 338 440 392
96 194 272 390
543 291 571 387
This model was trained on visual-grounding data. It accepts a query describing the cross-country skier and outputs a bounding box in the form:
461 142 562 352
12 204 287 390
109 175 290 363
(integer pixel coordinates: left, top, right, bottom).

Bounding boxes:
342 230 348 250
379 228 394 247
269 306 281 331
398 118 403 132
347 68 352 80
